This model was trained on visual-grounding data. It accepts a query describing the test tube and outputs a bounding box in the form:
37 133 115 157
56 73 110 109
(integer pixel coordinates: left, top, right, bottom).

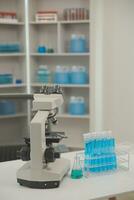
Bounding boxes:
67 9 71 21
71 8 75 20
78 8 81 20
80 8 84 20
76 8 79 20
64 9 67 20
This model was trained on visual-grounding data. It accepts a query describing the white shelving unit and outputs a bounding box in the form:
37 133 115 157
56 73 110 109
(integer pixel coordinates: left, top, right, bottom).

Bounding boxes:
30 53 90 56
0 0 27 145
30 20 90 25
0 22 24 25
0 53 25 57
0 0 95 148
60 20 90 24
57 114 90 119
30 21 58 25
29 0 90 148
0 113 27 120
0 84 26 88
31 83 90 88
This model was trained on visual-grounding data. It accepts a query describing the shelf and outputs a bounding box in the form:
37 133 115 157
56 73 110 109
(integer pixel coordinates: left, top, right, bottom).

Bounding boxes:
32 83 90 88
0 84 26 89
0 113 27 120
30 21 58 25
57 113 90 119
30 20 90 25
0 53 25 57
60 20 90 24
32 111 90 119
31 53 90 57
0 22 24 25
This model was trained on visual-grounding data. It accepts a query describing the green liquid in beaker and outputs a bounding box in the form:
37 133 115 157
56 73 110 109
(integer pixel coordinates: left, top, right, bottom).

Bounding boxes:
71 169 83 179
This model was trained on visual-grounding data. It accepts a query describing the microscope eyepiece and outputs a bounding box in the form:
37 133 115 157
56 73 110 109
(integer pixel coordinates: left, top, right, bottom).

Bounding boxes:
39 85 63 95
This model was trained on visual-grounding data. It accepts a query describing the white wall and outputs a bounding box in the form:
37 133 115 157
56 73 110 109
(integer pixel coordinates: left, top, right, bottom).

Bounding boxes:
102 0 134 142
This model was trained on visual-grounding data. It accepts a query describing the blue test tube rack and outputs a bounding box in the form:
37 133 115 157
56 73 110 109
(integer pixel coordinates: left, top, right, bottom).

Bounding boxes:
84 132 117 174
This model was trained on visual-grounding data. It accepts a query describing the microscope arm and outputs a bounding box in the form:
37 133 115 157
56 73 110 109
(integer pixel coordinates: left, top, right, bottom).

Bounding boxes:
30 110 49 169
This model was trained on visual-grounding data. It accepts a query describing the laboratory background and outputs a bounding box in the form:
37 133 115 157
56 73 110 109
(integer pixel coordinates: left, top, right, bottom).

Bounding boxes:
0 0 134 200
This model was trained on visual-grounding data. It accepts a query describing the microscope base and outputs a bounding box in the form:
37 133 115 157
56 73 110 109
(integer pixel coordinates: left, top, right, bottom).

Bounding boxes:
17 178 60 189
17 158 70 189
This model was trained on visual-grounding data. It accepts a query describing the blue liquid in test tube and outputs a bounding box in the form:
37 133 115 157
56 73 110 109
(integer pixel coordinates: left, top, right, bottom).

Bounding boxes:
85 141 88 155
90 138 94 155
113 153 117 170
88 140 92 155
111 138 115 152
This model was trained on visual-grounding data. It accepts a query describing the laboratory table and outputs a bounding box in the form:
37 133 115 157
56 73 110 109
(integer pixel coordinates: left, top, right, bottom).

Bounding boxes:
0 151 134 200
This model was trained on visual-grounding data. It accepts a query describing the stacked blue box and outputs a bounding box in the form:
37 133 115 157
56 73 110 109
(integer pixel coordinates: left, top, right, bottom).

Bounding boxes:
0 100 16 115
84 131 117 173
0 74 13 84
0 44 20 53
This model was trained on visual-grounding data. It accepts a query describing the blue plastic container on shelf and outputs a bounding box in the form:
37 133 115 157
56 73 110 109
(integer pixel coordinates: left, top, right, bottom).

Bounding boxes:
70 66 88 84
68 96 86 115
16 79 22 84
37 65 51 83
54 66 69 84
0 43 20 53
0 100 16 115
0 74 13 84
37 46 47 53
69 34 87 53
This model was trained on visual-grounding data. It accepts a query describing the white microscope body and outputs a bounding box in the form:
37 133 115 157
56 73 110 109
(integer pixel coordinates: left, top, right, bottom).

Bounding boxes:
17 86 70 189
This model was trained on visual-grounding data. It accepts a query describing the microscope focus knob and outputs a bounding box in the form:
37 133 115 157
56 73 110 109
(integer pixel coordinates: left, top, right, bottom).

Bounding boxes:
44 147 60 163
17 146 30 161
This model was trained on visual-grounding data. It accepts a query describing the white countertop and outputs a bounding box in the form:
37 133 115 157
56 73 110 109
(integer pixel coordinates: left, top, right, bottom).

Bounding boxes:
0 151 134 200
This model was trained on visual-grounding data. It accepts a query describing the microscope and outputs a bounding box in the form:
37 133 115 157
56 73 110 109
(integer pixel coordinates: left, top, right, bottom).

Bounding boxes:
17 85 70 189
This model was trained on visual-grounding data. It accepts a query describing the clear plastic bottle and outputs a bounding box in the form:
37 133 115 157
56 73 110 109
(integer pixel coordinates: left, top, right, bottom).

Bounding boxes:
69 34 77 53
37 65 50 83
70 65 88 84
54 65 69 84
80 35 87 52
69 96 86 115
70 34 87 53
